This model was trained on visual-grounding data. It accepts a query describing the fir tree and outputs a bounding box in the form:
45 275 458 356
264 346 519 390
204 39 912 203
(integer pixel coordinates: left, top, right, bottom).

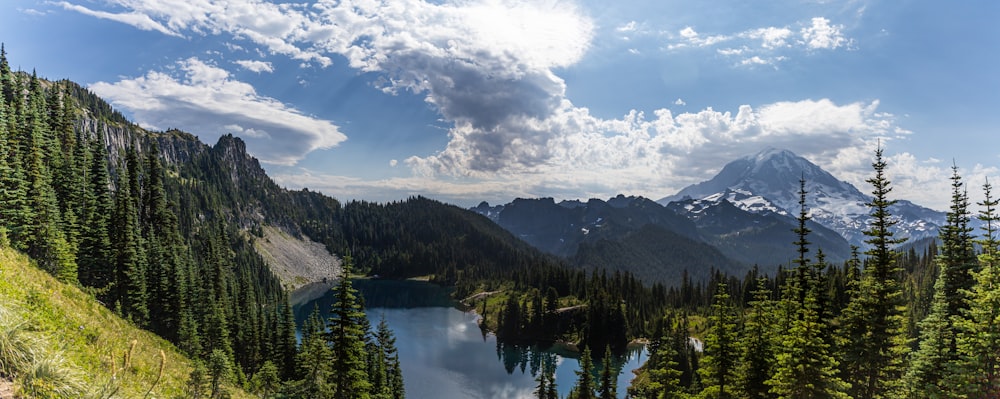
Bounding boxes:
902 165 974 398
77 129 113 292
294 305 333 397
327 257 372 399
939 165 977 319
598 345 617 399
375 315 404 399
954 179 1000 398
571 347 596 399
698 283 738 399
838 145 909 399
736 278 776 399
767 277 849 399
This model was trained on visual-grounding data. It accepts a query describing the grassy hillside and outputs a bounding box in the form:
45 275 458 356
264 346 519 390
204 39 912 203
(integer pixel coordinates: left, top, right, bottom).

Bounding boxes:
0 244 250 398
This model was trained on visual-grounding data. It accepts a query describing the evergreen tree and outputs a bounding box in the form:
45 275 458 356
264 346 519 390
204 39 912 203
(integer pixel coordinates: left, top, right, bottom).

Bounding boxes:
903 260 957 397
766 277 849 399
571 347 596 399
736 278 775 399
535 360 557 399
327 257 372 399
838 145 908 399
698 283 737 399
939 165 977 318
598 345 617 399
20 72 76 282
294 305 333 398
112 149 149 325
954 179 1000 398
77 129 113 292
375 315 404 399
902 165 975 398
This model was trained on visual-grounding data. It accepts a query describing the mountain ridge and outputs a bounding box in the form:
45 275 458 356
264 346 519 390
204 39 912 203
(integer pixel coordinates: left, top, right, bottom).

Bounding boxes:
659 147 945 246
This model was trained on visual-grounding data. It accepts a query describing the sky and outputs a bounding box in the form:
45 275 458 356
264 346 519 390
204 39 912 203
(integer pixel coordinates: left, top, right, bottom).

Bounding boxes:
2 0 999 210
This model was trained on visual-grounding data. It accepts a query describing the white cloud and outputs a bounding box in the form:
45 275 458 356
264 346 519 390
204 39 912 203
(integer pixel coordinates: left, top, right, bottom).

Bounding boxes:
66 0 934 207
667 17 852 66
674 98 686 106
617 21 638 33
800 17 848 50
60 0 332 66
675 26 732 48
56 1 181 37
744 27 793 49
235 59 274 73
90 57 346 165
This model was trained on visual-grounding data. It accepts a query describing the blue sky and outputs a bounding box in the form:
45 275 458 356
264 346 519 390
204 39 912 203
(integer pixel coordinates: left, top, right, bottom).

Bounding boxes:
2 0 998 210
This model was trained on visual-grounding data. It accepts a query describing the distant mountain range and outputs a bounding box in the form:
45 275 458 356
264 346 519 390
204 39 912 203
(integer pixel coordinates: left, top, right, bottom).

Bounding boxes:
473 148 945 283
659 148 944 247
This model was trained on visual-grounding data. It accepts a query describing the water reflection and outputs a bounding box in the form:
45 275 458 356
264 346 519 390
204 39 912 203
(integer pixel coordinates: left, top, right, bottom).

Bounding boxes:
293 279 645 399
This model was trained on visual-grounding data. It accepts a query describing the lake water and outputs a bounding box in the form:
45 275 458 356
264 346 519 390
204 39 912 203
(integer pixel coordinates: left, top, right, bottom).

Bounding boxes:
294 279 647 399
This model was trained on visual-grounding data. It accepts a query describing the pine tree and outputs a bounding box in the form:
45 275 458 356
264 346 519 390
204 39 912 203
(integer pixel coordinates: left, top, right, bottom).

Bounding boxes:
793 177 812 305
698 283 738 399
902 165 974 398
17 72 77 282
77 129 113 292
535 360 557 399
939 165 977 318
903 260 957 397
953 179 1000 398
838 145 909 399
294 305 333 397
598 345 617 399
767 275 849 399
112 150 149 325
571 347 596 399
328 257 372 399
375 316 404 399
736 278 775 399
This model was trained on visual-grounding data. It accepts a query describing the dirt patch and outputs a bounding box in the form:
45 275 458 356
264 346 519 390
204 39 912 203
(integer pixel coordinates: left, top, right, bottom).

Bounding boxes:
0 377 14 399
254 226 342 291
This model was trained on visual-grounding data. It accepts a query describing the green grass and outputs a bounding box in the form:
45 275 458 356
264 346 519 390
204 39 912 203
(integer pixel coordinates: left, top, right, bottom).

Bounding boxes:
0 246 252 398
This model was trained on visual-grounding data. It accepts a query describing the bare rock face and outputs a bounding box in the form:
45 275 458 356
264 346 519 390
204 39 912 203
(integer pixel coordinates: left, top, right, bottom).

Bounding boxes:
253 225 342 293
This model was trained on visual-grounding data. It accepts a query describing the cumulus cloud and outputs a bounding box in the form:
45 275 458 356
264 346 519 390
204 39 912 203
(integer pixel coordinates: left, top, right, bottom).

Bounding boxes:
234 59 273 73
90 57 346 165
66 0 946 207
801 17 848 50
666 16 852 67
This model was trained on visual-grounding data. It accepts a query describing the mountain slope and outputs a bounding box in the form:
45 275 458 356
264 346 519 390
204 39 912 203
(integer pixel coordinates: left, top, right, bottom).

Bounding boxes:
472 196 743 284
660 148 945 246
666 195 851 265
0 245 251 398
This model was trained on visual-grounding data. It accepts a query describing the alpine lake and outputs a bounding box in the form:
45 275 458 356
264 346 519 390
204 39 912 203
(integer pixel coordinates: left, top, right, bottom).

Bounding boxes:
294 279 647 399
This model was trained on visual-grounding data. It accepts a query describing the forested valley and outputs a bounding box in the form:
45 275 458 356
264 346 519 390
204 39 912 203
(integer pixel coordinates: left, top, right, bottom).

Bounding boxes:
2 42 1000 399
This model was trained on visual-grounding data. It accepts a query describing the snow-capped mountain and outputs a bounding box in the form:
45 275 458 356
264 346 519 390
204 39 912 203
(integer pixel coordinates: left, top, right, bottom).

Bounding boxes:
659 148 945 247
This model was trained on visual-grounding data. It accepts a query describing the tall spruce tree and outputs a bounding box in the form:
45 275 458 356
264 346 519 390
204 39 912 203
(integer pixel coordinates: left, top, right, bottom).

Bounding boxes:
699 283 738 399
939 165 978 318
375 316 404 399
838 145 908 399
327 257 372 399
902 165 974 398
767 274 850 399
112 149 149 325
598 345 617 399
954 179 1000 397
736 278 776 399
571 347 596 399
77 129 113 292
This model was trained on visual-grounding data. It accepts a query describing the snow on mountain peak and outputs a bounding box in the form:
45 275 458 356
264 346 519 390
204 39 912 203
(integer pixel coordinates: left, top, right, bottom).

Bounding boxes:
661 148 944 247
